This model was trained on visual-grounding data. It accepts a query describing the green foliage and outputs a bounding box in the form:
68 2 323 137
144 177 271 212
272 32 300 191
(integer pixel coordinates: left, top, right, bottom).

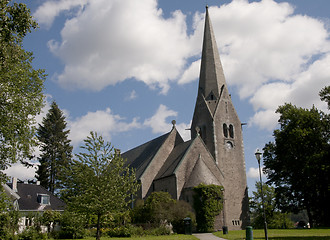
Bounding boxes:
131 192 195 234
0 210 19 239
250 182 293 229
36 101 73 194
263 102 330 227
55 211 86 239
193 183 224 233
170 200 196 234
41 210 61 234
0 185 10 211
0 0 45 183
18 227 47 240
65 132 140 240
143 192 175 224
319 85 330 109
105 226 132 238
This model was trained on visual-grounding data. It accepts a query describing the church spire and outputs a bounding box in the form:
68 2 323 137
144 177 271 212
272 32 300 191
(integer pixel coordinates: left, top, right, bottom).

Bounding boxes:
198 6 227 100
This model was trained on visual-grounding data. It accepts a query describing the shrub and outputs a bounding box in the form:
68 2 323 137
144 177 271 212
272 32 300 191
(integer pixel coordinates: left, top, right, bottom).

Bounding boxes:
55 211 86 239
193 183 224 232
105 226 131 237
18 227 47 240
170 201 196 234
145 225 171 236
131 192 196 234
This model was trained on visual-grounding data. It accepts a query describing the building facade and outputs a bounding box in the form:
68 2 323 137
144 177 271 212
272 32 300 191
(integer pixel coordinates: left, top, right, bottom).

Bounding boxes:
122 6 249 230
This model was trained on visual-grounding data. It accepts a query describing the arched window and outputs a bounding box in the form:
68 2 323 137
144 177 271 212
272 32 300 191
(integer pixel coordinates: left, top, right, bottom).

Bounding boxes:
229 124 234 138
223 123 228 138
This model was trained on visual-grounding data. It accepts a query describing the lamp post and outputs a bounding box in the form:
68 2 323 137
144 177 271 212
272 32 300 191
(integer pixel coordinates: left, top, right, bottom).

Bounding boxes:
255 148 268 240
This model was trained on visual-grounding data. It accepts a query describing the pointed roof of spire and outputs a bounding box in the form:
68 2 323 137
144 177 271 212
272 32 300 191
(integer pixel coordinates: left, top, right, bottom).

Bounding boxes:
198 6 227 99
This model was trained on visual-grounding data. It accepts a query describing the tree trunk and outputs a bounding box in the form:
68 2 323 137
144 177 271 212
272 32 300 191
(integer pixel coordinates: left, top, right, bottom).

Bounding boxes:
96 213 101 240
306 205 314 228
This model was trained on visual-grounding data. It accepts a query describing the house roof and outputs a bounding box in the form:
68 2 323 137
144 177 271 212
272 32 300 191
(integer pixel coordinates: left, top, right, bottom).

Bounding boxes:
155 140 192 180
7 182 66 211
122 132 171 179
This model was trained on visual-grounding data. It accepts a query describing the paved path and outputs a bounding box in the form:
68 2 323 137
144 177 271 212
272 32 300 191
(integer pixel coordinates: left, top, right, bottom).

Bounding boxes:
193 233 227 240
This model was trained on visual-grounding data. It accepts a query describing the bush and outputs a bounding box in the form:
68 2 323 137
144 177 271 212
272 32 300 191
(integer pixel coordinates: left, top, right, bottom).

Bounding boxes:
105 226 131 237
145 225 171 236
55 211 86 239
170 201 196 234
0 211 19 239
131 192 196 234
193 184 224 232
18 227 47 240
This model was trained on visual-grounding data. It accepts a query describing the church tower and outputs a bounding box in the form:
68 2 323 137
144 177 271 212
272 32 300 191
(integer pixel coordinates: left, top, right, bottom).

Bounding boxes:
191 6 249 230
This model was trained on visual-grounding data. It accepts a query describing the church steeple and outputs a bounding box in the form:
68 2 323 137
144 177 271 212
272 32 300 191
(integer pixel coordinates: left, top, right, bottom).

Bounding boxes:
190 6 249 230
198 6 228 102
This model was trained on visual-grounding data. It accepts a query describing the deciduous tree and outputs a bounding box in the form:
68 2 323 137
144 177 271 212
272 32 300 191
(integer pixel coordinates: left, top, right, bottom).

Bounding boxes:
249 182 293 229
263 100 330 227
36 101 72 194
66 132 139 240
0 1 45 183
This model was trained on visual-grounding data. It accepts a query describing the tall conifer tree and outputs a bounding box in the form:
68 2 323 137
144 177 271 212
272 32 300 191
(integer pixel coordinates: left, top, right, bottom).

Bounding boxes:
36 101 72 194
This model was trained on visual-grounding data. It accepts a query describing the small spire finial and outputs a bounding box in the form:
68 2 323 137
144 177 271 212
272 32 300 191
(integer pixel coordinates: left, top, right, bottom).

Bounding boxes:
171 120 176 128
195 126 201 136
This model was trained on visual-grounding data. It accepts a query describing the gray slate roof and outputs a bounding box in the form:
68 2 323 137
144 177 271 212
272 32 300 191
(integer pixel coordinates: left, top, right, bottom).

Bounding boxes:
155 140 192 180
7 182 66 211
122 132 170 179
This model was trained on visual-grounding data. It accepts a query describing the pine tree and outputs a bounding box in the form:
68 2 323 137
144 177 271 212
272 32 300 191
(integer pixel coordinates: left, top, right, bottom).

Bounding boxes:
36 101 73 194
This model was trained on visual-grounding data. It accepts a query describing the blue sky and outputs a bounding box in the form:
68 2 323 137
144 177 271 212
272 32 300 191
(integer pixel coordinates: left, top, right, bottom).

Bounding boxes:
6 0 330 194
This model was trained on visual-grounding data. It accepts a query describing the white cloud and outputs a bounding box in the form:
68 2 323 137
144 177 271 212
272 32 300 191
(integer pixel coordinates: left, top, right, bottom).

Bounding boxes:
178 60 200 85
125 90 138 101
4 163 38 181
34 0 87 29
36 0 330 131
203 0 330 131
247 166 266 179
41 0 195 94
176 121 191 142
249 54 330 130
68 108 141 147
143 104 178 134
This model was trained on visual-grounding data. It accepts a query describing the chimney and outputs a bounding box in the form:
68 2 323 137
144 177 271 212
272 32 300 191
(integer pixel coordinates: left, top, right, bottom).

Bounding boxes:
12 177 17 192
114 148 121 155
36 181 40 185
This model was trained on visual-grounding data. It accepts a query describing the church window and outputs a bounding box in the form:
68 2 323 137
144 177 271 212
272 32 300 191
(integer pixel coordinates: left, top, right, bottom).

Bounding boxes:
226 141 233 149
223 124 228 138
229 124 234 138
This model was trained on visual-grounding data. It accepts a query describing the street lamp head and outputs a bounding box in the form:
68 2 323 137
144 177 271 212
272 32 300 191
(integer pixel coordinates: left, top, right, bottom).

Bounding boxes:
255 148 262 163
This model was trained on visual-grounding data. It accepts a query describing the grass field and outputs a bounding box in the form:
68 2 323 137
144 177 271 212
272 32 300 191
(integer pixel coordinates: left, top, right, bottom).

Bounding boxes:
213 228 330 240
80 235 199 240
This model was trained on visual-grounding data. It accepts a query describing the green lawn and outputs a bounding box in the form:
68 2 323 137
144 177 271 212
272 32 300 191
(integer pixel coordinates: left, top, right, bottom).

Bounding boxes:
78 235 199 240
213 228 330 240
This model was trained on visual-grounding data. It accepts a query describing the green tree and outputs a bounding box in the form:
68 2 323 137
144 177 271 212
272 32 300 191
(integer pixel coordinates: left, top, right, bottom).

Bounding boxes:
131 191 195 234
0 1 45 183
263 102 330 227
66 132 140 240
249 182 293 229
36 101 72 194
193 183 224 232
319 85 330 109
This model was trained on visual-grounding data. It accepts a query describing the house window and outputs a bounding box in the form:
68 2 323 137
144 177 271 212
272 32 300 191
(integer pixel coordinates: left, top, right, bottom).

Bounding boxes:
38 194 50 205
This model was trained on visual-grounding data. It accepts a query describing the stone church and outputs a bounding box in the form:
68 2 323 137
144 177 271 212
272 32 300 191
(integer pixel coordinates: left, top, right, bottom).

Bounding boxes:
122 6 249 230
